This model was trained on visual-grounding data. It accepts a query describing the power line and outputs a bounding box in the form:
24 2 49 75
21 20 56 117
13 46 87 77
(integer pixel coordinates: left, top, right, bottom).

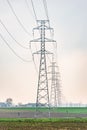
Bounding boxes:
24 0 34 19
30 0 53 74
42 0 49 21
42 0 50 28
0 33 31 62
29 44 38 73
26 0 38 30
0 19 29 49
6 0 31 36
25 0 38 32
27 0 38 52
22 0 39 73
30 0 38 22
42 0 56 50
24 0 38 73
25 0 39 52
30 0 41 73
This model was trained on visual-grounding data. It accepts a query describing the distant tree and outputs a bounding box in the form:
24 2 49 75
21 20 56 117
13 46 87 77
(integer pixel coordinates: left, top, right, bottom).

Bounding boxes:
6 98 13 106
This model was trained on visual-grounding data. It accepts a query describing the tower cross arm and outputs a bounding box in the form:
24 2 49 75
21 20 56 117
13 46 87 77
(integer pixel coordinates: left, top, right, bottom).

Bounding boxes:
33 25 53 30
30 38 56 43
45 38 56 42
45 50 53 54
32 50 53 55
30 38 41 43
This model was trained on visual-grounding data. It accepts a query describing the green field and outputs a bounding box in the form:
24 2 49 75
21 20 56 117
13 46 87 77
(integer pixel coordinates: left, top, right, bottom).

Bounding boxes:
51 107 87 114
0 107 87 114
0 108 87 129
0 118 87 130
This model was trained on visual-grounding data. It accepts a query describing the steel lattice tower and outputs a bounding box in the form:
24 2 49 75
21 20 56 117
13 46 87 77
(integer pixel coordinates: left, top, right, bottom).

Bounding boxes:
30 20 56 117
49 56 61 107
55 71 61 106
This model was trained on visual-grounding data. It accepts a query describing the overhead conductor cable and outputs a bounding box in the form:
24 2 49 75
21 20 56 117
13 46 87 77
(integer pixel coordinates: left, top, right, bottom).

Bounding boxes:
7 0 31 36
0 19 29 49
0 33 31 62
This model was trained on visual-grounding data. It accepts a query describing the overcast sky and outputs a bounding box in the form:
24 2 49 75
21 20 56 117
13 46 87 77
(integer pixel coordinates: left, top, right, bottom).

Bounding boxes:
0 0 87 104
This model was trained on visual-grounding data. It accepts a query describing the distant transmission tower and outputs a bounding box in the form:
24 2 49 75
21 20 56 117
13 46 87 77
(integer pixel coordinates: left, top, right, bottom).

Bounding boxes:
30 20 56 117
55 69 61 106
49 56 61 107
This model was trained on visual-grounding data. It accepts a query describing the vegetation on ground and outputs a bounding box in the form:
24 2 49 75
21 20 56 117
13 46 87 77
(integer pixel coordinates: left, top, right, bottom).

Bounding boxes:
0 107 87 114
0 118 87 130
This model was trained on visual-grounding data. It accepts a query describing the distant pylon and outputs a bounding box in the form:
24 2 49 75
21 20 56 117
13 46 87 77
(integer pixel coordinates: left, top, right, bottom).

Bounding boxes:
49 56 61 107
30 20 56 117
55 70 61 106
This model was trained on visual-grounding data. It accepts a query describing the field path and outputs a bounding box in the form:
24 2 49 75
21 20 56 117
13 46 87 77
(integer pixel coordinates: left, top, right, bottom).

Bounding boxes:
0 111 87 118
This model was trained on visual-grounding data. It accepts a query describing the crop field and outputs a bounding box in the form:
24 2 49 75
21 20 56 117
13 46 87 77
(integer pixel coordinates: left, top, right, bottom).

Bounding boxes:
51 107 87 114
0 107 87 129
1 107 87 113
0 118 87 130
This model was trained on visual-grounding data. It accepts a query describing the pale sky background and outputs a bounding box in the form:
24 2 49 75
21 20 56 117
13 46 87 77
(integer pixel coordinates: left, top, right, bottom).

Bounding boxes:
0 0 87 104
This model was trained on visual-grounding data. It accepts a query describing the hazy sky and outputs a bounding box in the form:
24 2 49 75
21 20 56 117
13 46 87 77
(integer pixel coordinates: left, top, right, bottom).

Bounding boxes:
0 0 87 104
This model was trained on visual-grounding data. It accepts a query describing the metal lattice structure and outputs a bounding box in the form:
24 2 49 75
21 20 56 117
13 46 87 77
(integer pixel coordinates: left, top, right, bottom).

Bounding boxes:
30 20 56 117
49 56 61 107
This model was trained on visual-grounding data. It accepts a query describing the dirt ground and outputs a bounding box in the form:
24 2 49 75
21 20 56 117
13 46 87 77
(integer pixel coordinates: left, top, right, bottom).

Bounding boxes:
0 111 87 118
0 111 87 130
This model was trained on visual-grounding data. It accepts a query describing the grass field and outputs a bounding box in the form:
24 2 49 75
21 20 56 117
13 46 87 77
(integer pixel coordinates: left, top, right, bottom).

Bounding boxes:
0 107 87 114
0 118 87 130
0 107 87 129
51 107 87 114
